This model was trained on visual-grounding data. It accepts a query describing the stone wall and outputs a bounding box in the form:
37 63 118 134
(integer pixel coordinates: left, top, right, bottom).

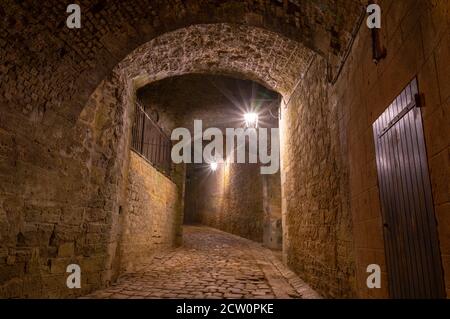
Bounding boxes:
1 0 448 300
0 75 131 297
185 163 265 243
332 0 450 298
184 160 282 247
0 0 360 298
0 0 362 126
280 57 356 298
0 65 186 298
1 15 318 298
120 152 183 272
280 0 450 298
262 173 283 250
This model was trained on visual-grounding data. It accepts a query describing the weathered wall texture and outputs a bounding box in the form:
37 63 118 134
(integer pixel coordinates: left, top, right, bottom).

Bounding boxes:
1 0 448 300
280 57 355 298
1 21 305 298
185 163 265 243
1 14 318 298
120 152 182 272
0 0 361 298
263 173 283 250
332 0 450 298
280 0 449 298
0 0 362 124
0 75 132 297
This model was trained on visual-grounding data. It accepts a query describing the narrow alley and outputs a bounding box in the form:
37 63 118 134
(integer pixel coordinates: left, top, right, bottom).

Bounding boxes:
1 1 449 301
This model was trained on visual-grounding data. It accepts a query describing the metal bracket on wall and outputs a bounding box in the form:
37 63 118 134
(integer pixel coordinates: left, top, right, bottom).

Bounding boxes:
378 93 423 138
378 100 416 138
371 28 387 64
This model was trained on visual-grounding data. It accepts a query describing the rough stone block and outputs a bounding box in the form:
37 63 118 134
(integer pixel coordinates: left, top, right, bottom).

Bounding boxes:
58 242 75 258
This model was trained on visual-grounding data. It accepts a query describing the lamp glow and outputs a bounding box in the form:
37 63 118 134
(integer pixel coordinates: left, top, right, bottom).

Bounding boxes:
244 112 258 128
210 162 218 171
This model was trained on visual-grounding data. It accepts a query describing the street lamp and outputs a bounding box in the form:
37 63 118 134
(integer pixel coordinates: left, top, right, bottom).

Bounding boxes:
210 161 218 172
244 112 258 128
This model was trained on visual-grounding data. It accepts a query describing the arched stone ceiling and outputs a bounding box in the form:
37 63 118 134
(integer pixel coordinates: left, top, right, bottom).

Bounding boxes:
117 24 314 96
1 0 363 122
137 74 281 133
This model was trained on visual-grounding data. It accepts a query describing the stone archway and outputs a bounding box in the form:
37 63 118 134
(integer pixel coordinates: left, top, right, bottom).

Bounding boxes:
0 19 321 296
1 0 363 123
85 23 316 290
0 0 363 298
2 0 449 300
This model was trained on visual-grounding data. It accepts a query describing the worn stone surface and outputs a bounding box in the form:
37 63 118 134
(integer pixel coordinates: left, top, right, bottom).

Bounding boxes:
332 0 450 298
186 163 265 243
85 225 320 299
1 0 449 300
280 57 356 298
0 0 358 297
263 171 283 250
0 76 130 297
0 0 363 121
119 23 314 98
120 152 183 273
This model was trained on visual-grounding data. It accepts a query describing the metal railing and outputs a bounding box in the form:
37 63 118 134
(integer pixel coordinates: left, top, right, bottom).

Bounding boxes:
131 102 172 176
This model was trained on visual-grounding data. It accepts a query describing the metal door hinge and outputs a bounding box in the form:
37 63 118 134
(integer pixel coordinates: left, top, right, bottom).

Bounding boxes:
415 93 425 108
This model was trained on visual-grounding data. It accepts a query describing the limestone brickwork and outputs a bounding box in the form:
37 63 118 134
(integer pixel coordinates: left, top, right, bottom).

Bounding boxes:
262 172 283 250
0 0 448 300
280 57 356 298
0 76 129 297
280 0 450 298
120 152 183 273
185 162 265 243
1 0 362 124
334 0 450 298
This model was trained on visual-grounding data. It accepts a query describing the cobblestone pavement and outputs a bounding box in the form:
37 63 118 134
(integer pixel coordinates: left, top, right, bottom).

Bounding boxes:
85 226 321 299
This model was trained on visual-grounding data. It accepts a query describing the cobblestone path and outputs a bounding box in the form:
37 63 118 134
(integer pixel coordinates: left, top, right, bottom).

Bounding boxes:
85 226 320 299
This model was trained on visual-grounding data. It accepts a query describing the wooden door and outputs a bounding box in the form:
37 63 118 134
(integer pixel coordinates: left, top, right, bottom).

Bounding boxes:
373 78 445 298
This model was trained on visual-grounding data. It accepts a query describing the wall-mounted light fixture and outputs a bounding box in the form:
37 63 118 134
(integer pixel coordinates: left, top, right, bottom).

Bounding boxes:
244 112 259 128
368 0 386 64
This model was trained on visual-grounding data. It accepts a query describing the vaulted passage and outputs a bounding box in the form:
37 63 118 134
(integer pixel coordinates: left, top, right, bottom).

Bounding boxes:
1 1 449 299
